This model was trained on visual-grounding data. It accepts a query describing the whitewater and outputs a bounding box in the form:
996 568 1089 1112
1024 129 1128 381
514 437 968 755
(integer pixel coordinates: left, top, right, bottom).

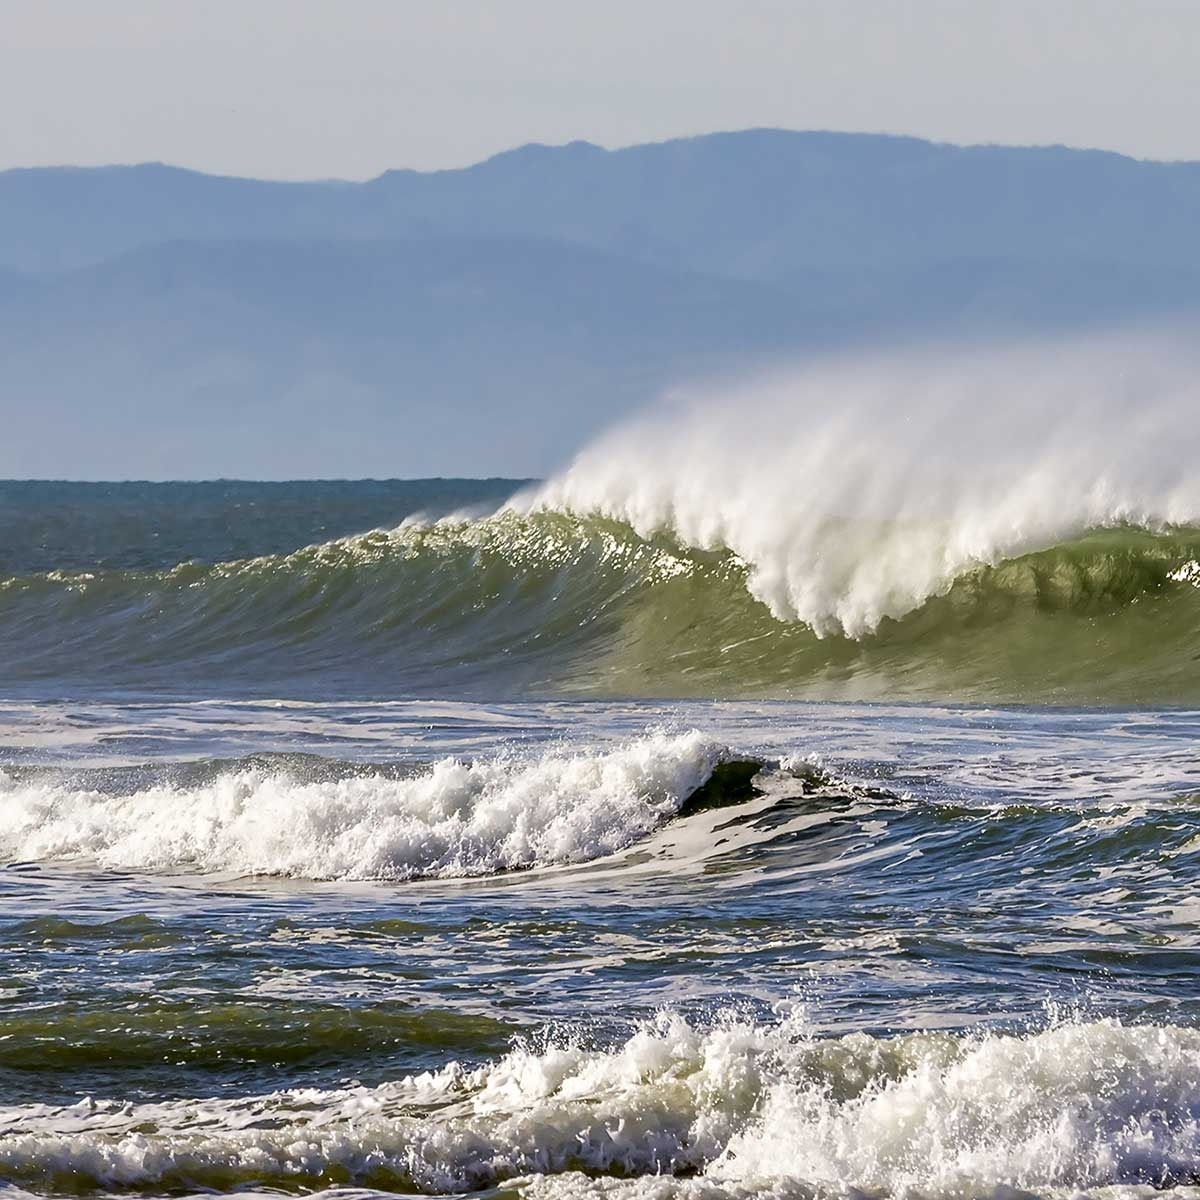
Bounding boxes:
6 1011 1200 1197
0 731 736 879
4 330 1200 1200
522 331 1200 634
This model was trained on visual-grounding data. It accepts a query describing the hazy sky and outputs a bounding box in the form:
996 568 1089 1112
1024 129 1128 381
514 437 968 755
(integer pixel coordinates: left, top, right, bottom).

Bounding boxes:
3 1 1198 179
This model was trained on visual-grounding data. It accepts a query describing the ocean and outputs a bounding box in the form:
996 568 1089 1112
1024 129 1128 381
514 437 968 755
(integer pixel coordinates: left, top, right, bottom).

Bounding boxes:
5 357 1200 1200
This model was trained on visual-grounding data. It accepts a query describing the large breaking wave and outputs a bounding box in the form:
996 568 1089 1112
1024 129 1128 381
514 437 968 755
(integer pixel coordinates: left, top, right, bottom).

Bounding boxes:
5 511 1200 703
4 332 1200 703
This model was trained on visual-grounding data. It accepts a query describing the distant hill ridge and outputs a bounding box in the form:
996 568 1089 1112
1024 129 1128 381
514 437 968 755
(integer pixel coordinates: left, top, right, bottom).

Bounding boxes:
4 128 1200 276
1 129 1198 478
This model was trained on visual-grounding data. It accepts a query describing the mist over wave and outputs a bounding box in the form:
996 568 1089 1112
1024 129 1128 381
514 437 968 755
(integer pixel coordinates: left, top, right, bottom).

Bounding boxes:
524 330 1200 637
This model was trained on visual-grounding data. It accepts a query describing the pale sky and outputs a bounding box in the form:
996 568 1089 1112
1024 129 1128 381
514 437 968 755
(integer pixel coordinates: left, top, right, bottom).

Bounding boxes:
2 0 1198 180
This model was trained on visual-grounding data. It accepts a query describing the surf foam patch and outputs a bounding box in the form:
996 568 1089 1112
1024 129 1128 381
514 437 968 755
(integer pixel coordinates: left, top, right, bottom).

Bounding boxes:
0 732 733 880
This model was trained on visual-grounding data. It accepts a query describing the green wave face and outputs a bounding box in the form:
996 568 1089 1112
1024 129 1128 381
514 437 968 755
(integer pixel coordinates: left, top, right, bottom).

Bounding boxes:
2 513 1200 704
587 524 1200 704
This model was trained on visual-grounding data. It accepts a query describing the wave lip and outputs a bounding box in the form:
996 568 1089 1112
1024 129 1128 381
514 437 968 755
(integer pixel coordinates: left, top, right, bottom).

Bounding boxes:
0 732 731 881
3 1013 1198 1196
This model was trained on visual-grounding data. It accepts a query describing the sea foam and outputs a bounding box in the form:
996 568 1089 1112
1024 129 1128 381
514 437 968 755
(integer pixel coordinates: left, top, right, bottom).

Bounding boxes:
0 731 726 880
3 1012 1199 1196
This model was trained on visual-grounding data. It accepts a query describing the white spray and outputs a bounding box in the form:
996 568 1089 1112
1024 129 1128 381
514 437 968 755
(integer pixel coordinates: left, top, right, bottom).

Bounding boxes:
518 329 1200 636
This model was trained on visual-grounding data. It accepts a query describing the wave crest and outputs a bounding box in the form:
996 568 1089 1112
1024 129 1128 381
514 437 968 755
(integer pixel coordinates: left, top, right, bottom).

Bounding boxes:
0 732 732 880
522 337 1200 638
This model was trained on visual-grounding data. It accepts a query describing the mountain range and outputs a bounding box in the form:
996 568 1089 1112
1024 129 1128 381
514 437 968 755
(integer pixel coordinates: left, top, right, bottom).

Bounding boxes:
3 129 1198 477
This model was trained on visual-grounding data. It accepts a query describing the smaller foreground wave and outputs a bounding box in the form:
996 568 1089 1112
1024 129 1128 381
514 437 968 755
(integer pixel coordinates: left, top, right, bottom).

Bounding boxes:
3 1011 1199 1196
0 733 748 881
